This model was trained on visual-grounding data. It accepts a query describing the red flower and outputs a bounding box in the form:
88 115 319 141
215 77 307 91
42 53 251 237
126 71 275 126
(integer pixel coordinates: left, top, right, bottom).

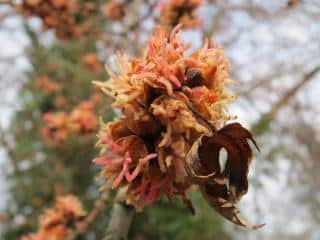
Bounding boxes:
159 0 203 29
20 195 85 240
94 25 234 209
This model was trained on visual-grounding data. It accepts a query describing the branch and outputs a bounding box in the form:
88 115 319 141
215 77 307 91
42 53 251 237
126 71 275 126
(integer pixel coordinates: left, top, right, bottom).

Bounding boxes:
251 65 320 136
0 0 15 6
0 126 20 173
0 127 13 158
239 64 286 97
126 0 155 32
103 190 135 240
67 191 111 240
203 3 226 40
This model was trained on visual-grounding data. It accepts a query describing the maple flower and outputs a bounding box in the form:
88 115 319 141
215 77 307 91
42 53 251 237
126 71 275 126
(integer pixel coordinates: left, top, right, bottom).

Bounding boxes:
20 195 86 240
41 112 70 146
159 0 203 29
41 100 98 147
82 53 103 73
104 0 126 21
35 76 61 95
69 101 98 136
56 195 86 218
54 95 68 108
94 25 263 228
19 0 95 39
94 24 235 209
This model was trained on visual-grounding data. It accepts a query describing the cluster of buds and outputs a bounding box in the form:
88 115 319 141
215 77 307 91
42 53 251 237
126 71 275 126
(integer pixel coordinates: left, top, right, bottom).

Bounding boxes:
94 24 234 209
18 0 97 39
21 195 86 240
81 53 103 74
41 101 98 147
54 95 68 109
35 76 61 95
41 112 69 146
90 89 104 105
159 0 203 29
69 101 98 136
94 25 263 228
104 0 126 21
287 0 300 7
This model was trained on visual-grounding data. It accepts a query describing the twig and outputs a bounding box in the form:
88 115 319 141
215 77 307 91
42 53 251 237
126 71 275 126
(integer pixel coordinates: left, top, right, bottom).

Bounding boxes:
0 126 20 173
0 0 15 6
185 102 217 133
166 92 217 133
126 0 155 32
251 65 320 136
107 0 155 38
103 190 135 240
67 191 111 240
0 127 13 158
203 2 226 40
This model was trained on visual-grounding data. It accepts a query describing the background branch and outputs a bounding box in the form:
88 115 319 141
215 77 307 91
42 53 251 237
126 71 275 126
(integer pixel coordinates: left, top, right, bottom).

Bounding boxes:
251 65 320 136
67 191 111 240
0 0 15 6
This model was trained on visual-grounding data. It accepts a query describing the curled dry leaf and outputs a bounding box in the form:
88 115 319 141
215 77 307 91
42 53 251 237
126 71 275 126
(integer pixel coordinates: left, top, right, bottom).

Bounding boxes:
186 122 264 229
200 183 265 229
106 119 133 141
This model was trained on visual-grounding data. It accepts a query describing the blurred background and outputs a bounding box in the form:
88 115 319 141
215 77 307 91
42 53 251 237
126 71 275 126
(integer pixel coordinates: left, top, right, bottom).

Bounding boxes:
0 0 319 239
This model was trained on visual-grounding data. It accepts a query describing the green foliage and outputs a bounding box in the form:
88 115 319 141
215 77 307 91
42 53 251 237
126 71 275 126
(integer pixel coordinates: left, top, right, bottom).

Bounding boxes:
251 113 274 136
130 192 231 240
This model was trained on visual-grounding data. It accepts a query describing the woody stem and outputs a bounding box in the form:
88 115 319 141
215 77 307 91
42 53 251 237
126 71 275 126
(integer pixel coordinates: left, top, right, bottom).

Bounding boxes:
103 191 135 240
185 102 217 133
170 95 216 133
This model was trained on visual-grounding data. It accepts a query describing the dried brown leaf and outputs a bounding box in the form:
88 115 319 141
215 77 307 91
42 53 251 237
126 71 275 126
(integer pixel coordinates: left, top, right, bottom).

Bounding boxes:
106 119 133 141
186 122 264 229
201 183 265 229
123 105 161 138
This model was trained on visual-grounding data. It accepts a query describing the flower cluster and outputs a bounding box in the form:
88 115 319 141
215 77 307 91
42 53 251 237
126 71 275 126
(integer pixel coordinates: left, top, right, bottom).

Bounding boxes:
41 101 98 146
41 112 70 146
20 195 86 240
94 25 234 209
35 76 61 95
18 0 97 39
69 101 98 135
82 53 103 73
159 0 203 29
104 0 126 21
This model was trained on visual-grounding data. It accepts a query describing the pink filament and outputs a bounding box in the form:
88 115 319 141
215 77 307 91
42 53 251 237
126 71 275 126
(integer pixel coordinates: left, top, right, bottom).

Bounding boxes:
158 77 173 95
97 137 157 190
